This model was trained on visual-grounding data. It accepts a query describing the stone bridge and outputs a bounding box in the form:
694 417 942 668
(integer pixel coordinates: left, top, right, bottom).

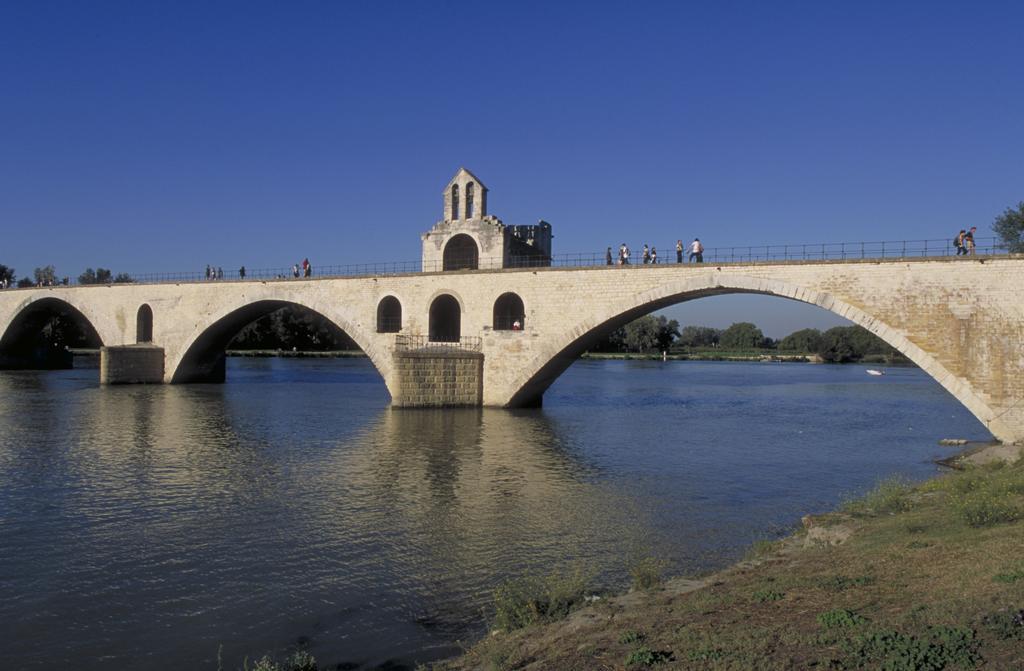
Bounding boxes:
1 255 1022 443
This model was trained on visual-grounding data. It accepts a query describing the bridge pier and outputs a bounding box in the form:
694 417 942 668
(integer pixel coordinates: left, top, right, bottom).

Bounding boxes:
392 349 483 407
99 345 165 384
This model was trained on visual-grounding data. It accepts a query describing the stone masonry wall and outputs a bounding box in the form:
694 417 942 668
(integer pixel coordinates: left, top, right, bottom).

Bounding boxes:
392 350 483 407
100 345 165 384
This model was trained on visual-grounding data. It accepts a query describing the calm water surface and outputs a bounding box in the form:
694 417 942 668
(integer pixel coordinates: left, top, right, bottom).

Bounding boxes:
0 358 990 669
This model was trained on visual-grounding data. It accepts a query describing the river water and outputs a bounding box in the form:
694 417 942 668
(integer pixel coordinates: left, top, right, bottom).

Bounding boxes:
0 358 990 669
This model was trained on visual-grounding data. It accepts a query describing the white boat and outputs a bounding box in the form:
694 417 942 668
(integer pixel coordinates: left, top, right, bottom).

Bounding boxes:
865 369 885 376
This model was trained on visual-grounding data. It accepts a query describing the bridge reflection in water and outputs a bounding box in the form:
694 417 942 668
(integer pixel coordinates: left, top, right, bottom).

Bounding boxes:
0 357 991 668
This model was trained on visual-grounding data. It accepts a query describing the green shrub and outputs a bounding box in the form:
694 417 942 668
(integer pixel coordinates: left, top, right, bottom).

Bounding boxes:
818 608 867 629
492 568 591 631
624 645 673 666
842 626 980 670
752 588 784 603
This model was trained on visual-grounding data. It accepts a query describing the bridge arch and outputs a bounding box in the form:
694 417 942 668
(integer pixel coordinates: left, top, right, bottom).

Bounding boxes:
0 296 104 369
501 273 1008 440
169 299 390 390
443 234 479 271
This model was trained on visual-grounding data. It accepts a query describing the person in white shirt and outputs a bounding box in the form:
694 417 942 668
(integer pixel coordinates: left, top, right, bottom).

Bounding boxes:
689 238 704 263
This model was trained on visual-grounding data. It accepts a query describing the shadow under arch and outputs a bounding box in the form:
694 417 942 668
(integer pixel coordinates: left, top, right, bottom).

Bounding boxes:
170 299 384 387
505 274 1003 439
0 297 103 369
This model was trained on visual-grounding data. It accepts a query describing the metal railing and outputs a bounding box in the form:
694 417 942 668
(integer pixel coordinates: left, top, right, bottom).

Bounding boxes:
394 334 483 353
0 236 1009 290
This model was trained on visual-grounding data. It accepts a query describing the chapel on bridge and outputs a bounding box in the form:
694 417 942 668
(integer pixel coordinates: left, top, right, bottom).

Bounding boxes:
421 168 552 271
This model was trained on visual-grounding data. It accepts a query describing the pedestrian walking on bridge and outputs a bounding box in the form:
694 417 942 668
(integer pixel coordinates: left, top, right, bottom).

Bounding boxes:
689 238 704 263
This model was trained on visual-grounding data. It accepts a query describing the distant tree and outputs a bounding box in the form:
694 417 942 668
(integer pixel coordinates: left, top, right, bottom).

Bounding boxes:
816 325 898 362
17 277 34 288
620 315 661 352
719 322 766 350
778 328 824 352
992 201 1024 253
818 327 859 363
677 325 721 348
230 306 358 351
113 272 133 283
34 265 56 286
590 315 679 353
655 316 680 351
78 267 113 285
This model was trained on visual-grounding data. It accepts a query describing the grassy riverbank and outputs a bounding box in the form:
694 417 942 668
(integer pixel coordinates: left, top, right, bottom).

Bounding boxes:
582 349 910 364
581 350 818 363
439 445 1024 670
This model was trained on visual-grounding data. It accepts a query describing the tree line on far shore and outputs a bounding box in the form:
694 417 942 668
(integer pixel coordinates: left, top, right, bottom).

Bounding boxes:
590 315 906 364
0 264 133 287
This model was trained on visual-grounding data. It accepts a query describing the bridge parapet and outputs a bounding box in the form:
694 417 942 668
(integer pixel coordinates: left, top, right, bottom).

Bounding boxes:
394 334 482 353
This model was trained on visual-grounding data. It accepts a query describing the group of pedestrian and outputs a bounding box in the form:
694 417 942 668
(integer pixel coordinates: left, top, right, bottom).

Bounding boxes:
291 258 312 278
607 238 704 265
954 227 977 256
204 260 312 281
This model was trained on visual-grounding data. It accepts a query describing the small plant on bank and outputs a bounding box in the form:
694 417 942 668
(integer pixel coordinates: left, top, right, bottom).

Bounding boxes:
685 646 725 662
752 588 784 603
245 652 318 671
624 645 673 667
743 538 781 560
931 462 1024 527
842 475 915 517
491 568 591 631
819 574 875 592
818 608 867 629
629 555 667 591
981 609 1024 640
949 488 1022 527
619 630 646 645
993 564 1024 583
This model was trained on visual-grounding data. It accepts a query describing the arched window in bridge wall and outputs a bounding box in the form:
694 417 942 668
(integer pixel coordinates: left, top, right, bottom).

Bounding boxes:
429 294 461 342
136 304 153 343
451 184 460 220
376 296 402 333
493 292 525 331
443 234 479 271
465 182 474 219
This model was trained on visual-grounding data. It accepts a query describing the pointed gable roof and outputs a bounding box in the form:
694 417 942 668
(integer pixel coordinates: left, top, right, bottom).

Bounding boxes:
443 167 488 193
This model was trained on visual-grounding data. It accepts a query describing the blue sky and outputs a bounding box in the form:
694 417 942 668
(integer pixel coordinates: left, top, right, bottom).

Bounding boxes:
3 1 1022 336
